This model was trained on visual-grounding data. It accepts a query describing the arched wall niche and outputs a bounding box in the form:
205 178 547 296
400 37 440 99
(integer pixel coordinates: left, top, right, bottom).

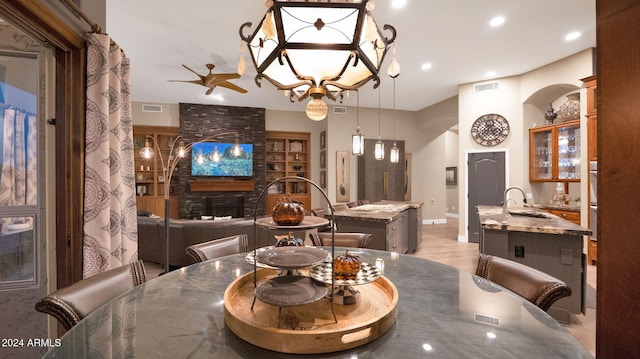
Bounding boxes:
522 83 582 205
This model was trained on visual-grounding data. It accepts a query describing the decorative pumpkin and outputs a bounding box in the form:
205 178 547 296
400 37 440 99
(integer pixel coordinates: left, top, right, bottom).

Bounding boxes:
272 194 305 226
275 231 304 247
333 250 361 280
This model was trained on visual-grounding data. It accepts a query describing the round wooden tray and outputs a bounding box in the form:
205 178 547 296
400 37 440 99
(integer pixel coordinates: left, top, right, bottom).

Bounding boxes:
224 269 398 354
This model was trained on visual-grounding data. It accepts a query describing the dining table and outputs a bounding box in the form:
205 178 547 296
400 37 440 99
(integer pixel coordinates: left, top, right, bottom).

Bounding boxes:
41 248 592 358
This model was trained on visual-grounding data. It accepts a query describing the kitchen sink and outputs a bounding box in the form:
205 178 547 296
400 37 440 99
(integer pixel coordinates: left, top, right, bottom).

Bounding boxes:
507 209 555 219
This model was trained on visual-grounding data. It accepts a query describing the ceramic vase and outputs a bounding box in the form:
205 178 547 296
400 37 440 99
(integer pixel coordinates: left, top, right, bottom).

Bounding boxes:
558 93 580 121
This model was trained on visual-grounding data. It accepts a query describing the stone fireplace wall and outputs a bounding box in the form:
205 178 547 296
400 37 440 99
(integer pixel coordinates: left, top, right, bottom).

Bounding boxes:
178 103 266 218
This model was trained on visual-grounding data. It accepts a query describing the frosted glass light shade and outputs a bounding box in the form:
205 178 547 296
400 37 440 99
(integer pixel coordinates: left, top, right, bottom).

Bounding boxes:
352 128 364 156
390 142 400 163
306 98 328 121
375 138 385 160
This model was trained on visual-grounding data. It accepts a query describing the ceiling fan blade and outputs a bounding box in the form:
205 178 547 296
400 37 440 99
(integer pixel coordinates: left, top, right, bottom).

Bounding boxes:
181 64 203 76
168 79 204 85
215 73 241 80
204 73 241 86
217 81 248 94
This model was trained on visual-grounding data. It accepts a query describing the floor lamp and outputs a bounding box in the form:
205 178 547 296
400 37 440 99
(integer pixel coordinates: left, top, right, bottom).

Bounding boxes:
140 132 235 274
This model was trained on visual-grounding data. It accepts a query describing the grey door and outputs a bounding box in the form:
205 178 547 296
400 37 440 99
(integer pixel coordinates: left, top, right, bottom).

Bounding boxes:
468 152 506 243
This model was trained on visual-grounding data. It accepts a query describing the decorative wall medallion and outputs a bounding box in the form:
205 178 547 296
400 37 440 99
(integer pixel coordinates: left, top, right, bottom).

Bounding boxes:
470 113 510 146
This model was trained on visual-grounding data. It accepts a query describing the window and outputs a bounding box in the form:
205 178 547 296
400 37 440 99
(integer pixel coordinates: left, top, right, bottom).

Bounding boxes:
0 50 40 290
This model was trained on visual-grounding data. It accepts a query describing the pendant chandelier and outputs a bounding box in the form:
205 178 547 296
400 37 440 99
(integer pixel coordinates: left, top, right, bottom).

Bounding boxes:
352 90 365 156
374 86 384 160
240 0 397 121
389 77 399 163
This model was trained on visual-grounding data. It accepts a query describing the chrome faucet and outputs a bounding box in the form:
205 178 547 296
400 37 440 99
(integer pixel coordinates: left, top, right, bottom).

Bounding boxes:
503 186 527 212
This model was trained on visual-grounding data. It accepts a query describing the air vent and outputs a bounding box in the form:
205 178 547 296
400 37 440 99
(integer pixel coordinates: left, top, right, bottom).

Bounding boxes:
474 313 500 326
142 104 163 113
333 106 347 114
474 81 500 93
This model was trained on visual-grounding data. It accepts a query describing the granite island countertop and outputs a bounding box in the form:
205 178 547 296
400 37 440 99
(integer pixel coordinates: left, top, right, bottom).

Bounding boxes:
535 204 581 212
478 205 591 236
332 201 420 223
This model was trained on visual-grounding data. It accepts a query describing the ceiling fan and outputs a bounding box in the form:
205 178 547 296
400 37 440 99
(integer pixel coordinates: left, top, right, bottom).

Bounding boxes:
168 64 247 95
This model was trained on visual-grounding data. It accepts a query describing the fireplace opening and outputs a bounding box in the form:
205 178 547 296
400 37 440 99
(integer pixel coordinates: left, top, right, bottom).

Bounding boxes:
204 196 245 218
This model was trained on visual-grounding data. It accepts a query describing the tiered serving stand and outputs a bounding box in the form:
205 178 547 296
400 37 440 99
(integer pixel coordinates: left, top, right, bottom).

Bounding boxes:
223 177 399 354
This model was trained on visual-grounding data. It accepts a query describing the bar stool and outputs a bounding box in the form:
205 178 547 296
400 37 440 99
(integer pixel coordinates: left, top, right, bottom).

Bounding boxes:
475 253 572 312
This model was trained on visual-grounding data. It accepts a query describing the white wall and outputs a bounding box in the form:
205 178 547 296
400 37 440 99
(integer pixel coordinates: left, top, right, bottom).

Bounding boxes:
414 96 459 223
445 129 459 215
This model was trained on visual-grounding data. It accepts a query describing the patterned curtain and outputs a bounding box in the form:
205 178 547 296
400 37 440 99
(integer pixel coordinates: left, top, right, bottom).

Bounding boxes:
0 107 37 207
83 33 137 277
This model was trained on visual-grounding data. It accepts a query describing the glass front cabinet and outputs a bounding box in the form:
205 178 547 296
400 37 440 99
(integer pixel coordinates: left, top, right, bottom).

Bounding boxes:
529 120 581 182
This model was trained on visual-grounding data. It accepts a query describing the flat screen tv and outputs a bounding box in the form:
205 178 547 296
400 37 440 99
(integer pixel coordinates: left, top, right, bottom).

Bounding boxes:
191 142 253 177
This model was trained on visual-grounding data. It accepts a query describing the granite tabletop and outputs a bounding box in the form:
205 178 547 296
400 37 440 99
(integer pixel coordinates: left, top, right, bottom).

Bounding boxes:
42 248 592 359
478 205 591 236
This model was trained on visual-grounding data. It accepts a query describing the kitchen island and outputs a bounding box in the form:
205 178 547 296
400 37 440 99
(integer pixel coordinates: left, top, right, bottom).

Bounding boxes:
332 201 423 253
477 205 591 322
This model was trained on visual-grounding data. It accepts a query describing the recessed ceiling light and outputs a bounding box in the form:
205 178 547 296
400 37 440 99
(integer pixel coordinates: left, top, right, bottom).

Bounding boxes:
490 16 505 27
421 63 432 71
565 31 581 41
486 71 496 77
391 0 407 8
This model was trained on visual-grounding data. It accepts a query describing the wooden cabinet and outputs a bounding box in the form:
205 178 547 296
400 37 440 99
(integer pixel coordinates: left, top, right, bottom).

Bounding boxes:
582 75 597 161
133 125 179 218
544 208 580 225
265 131 311 214
588 239 597 265
529 120 581 182
582 75 598 265
386 211 408 253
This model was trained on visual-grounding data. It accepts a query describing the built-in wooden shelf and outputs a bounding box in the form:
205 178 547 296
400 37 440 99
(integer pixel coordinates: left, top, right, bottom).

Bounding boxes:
189 180 256 192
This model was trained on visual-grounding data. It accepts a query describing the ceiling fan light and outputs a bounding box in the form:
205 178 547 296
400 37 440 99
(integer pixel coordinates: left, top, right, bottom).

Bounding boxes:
306 98 328 121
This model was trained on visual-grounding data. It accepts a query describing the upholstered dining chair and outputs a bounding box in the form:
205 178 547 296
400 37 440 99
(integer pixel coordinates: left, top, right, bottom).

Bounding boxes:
185 234 249 263
35 261 147 330
309 232 372 248
475 253 572 312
